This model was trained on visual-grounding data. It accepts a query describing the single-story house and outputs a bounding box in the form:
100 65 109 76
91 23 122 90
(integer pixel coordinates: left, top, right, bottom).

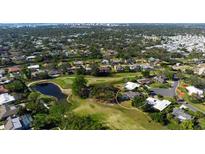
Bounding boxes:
7 66 21 73
148 57 156 62
172 108 192 122
0 93 15 105
154 75 167 83
0 85 8 94
0 77 11 85
137 78 152 85
122 91 141 100
85 67 92 74
186 86 203 96
0 69 5 78
26 55 36 61
48 69 60 78
101 59 109 65
99 66 111 73
129 64 140 72
114 65 125 72
140 65 153 71
4 116 23 130
0 105 18 120
20 114 33 129
125 82 140 91
73 61 83 66
146 97 172 111
27 64 40 70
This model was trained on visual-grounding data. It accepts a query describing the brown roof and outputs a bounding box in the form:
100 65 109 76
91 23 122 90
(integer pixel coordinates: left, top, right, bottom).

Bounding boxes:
0 85 8 94
7 66 21 73
0 105 18 120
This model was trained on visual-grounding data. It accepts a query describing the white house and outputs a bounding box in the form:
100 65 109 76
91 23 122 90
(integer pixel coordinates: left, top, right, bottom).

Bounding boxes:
0 93 15 105
27 65 40 70
26 56 36 61
125 82 140 91
146 97 172 111
186 86 203 96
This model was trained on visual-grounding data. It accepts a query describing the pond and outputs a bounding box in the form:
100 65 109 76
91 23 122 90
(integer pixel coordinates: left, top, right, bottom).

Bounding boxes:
32 83 67 100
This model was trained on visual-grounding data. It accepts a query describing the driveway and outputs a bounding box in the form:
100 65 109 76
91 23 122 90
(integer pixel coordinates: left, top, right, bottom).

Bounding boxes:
151 80 179 97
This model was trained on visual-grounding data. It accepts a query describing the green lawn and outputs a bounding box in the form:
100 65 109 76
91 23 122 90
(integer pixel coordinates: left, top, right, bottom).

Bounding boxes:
42 73 167 129
71 96 166 130
52 76 74 89
150 82 172 89
52 73 142 89
198 118 205 129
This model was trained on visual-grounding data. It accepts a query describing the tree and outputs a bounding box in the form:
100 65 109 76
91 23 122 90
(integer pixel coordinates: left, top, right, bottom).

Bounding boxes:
149 112 168 125
37 71 49 80
131 95 146 108
164 70 174 80
142 70 150 78
32 114 60 130
91 63 100 76
91 84 118 103
60 113 109 130
5 80 27 93
22 68 32 79
141 103 156 113
26 101 49 115
179 120 194 130
28 91 41 101
76 66 86 75
26 92 54 115
72 75 88 98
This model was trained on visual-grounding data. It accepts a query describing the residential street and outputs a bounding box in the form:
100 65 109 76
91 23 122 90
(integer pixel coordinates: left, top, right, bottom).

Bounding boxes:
151 80 179 97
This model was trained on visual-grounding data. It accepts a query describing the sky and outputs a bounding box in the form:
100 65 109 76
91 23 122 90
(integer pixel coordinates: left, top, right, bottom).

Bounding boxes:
0 0 205 23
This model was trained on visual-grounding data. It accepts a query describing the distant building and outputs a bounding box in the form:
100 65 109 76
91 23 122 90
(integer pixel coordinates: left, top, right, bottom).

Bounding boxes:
137 78 152 85
48 69 60 78
0 93 15 105
27 64 40 70
7 66 21 73
0 77 11 85
98 66 111 74
73 61 83 66
0 69 5 78
0 85 8 94
129 64 140 72
26 56 36 61
114 65 125 72
101 59 109 65
154 75 167 83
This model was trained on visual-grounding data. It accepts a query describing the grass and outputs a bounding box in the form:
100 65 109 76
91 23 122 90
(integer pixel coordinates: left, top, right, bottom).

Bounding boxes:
52 76 74 89
150 82 172 89
198 118 205 129
71 95 166 130
51 72 142 89
49 73 166 129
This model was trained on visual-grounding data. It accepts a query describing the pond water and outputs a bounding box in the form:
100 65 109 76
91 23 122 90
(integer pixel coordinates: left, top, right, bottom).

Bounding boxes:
33 83 66 100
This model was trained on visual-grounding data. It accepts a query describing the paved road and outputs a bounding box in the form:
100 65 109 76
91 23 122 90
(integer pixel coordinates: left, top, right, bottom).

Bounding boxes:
178 101 205 114
151 80 179 97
